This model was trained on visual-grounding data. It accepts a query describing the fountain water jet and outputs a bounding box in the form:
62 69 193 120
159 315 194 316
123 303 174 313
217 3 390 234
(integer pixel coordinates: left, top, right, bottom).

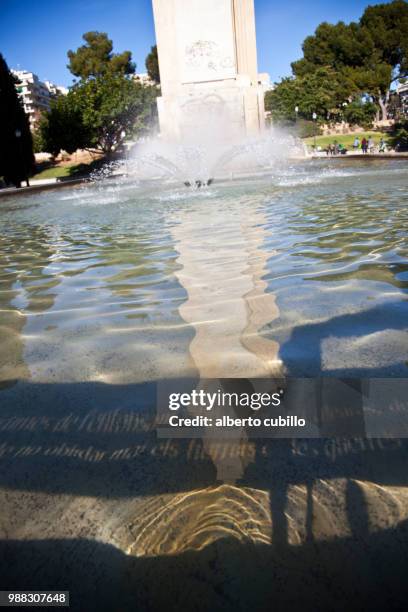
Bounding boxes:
119 0 304 186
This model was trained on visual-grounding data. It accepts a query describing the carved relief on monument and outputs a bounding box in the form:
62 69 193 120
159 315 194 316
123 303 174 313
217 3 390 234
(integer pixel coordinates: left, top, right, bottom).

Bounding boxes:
179 91 245 140
177 0 237 83
181 93 225 116
185 40 235 75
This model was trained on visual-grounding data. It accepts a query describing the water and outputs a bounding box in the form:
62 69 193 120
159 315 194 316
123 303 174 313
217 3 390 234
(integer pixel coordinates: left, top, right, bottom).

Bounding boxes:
1 159 408 609
1 158 407 387
118 127 301 184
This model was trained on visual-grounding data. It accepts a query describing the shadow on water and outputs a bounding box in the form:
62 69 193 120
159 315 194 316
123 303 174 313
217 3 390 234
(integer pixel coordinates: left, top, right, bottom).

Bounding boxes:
1 171 408 610
1 522 408 611
1 379 408 610
264 181 408 378
277 301 408 377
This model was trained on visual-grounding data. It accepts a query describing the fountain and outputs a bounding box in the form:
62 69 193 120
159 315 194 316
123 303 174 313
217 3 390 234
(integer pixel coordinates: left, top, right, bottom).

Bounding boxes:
120 129 301 186
116 0 303 186
1 1 408 608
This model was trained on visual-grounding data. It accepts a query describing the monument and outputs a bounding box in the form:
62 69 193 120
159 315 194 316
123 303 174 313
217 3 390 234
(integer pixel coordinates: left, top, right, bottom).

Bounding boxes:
152 0 265 141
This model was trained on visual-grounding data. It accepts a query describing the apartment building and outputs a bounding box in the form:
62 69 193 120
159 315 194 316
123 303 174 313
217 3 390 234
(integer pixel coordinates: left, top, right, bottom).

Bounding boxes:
12 69 67 129
44 80 68 97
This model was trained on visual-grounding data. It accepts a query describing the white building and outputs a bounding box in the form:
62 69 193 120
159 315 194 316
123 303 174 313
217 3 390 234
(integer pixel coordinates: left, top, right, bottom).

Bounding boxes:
257 72 273 94
44 80 68 97
133 72 155 86
12 70 67 129
397 81 408 117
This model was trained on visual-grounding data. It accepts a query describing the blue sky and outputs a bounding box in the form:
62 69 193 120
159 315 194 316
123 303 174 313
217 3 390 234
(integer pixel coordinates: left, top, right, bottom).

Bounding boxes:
0 0 392 87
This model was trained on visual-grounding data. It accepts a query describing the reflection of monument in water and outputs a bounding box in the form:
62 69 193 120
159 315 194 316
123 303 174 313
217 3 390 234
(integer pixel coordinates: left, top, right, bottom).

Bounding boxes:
170 193 284 481
151 1 278 482
152 0 265 141
171 198 281 379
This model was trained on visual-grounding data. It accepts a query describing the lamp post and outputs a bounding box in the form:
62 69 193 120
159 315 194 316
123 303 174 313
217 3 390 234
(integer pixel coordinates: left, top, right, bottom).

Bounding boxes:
342 101 348 127
14 128 29 188
312 112 317 149
121 130 128 174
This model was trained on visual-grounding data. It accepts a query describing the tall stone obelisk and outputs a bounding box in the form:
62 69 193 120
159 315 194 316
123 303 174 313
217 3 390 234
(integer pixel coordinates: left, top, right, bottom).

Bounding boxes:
152 0 265 141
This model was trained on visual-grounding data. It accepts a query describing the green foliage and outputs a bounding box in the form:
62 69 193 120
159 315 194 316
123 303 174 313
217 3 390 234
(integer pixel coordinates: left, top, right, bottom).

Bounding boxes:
292 21 376 77
40 74 158 156
361 0 408 78
67 31 135 79
71 74 158 153
145 45 160 84
388 119 408 150
343 99 377 128
303 131 387 148
291 18 392 113
40 94 92 156
268 0 408 123
0 53 34 187
32 129 45 153
32 158 104 180
265 67 351 124
265 79 299 124
296 119 321 139
40 32 158 156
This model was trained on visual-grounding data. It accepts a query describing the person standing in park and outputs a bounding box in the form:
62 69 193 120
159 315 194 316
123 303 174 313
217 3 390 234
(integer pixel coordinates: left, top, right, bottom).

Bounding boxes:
353 136 360 151
361 137 368 154
368 136 374 153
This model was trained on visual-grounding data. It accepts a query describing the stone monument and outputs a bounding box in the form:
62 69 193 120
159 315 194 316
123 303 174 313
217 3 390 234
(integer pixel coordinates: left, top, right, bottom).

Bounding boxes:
152 0 265 141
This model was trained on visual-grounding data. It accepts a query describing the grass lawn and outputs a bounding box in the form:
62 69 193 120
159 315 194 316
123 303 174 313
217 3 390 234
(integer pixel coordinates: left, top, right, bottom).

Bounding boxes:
32 159 104 181
303 131 388 148
32 165 76 180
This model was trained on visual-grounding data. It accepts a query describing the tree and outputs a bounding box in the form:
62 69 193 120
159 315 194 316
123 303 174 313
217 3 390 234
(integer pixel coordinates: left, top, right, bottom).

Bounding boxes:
32 129 45 154
288 1 408 121
71 74 158 154
34 32 159 157
40 74 158 156
361 0 408 77
145 45 160 84
265 67 352 124
291 21 390 119
343 99 377 128
360 0 408 118
39 94 92 156
388 119 408 150
0 54 34 187
265 79 299 124
67 31 135 80
291 21 376 78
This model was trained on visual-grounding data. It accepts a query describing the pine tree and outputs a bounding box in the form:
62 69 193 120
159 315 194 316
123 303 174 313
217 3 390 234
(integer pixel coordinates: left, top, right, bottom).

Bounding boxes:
145 45 160 84
0 54 35 188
